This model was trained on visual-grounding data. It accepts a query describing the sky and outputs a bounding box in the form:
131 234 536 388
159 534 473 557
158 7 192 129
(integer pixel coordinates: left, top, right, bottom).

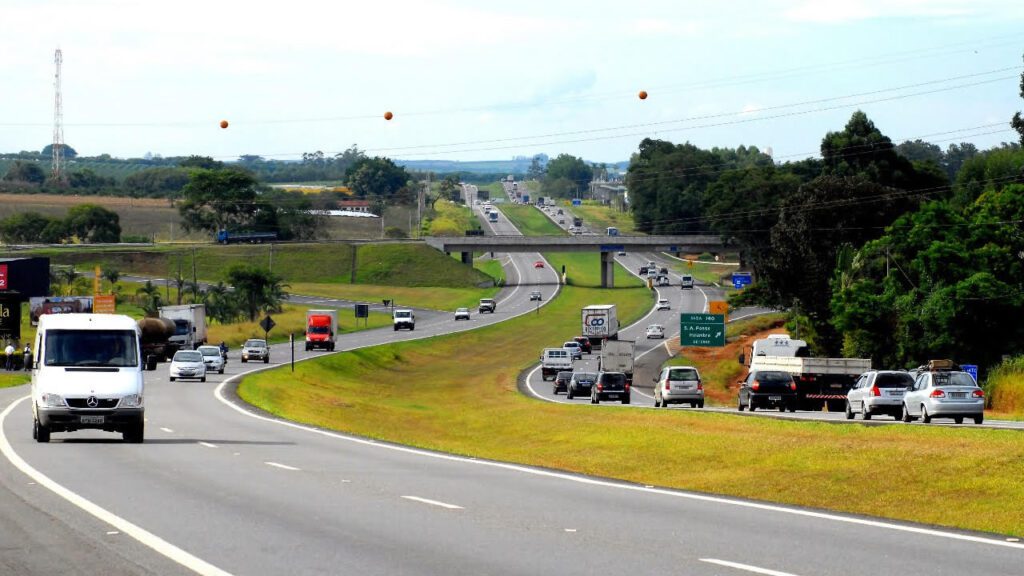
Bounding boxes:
2 0 1023 164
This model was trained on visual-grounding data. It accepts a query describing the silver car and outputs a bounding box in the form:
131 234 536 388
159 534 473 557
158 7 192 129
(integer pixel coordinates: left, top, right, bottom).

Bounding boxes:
845 370 913 420
903 370 984 424
197 345 226 374
241 339 270 364
169 350 207 382
654 366 704 408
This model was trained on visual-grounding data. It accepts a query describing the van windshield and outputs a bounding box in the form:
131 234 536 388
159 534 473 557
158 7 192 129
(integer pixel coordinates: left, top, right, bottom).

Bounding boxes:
308 325 330 334
44 329 139 368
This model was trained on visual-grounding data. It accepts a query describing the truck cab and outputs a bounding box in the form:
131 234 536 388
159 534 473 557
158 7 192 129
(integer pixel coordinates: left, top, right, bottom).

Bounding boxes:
32 314 146 443
393 309 415 331
305 309 338 351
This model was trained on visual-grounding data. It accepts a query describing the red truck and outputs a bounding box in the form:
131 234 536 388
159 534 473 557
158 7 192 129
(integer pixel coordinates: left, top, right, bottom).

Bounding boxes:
305 309 338 351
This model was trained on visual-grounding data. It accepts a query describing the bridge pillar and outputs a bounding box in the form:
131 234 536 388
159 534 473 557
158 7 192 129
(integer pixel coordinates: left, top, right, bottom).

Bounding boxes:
600 251 615 288
461 251 473 266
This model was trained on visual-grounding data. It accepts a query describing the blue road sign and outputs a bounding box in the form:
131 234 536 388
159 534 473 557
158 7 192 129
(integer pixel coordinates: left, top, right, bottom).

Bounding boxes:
961 364 978 382
732 272 753 289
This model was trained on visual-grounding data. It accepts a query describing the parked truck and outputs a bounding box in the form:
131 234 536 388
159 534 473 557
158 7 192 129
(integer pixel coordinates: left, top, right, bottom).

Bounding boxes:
739 334 871 411
598 339 635 384
158 304 207 351
305 309 338 351
137 316 178 370
216 230 278 244
581 304 619 348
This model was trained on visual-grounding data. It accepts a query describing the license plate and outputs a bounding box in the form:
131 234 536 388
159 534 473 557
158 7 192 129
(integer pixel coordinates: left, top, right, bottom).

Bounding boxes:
769 396 782 401
950 392 967 399
607 394 619 399
80 415 105 424
888 390 904 396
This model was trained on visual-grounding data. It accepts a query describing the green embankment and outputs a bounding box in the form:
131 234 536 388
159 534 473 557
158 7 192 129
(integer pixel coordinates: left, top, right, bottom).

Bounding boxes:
239 278 1024 537
572 202 639 235
500 205 567 237
422 200 482 237
986 356 1024 418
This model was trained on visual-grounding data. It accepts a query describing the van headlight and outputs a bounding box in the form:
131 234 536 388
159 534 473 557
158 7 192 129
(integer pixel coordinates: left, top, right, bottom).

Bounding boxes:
41 393 66 408
119 394 143 408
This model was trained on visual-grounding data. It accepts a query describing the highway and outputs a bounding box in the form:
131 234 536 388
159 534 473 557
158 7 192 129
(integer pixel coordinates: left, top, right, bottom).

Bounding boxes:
1 191 1021 574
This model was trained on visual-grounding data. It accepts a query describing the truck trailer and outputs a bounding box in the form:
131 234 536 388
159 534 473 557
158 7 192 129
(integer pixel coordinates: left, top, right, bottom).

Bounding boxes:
305 309 338 351
740 334 871 411
158 304 207 351
581 304 619 348
598 339 635 384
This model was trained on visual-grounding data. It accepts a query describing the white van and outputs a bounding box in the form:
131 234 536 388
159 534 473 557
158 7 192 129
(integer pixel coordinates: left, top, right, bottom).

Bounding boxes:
31 314 145 443
393 308 415 331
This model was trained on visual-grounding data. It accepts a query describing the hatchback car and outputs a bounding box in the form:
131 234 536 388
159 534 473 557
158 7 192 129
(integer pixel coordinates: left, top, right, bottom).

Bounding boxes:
656 299 671 311
529 291 542 301
562 341 583 361
738 369 797 412
846 370 914 420
654 366 704 408
169 350 207 382
572 336 592 354
241 339 270 364
552 370 573 395
646 324 665 339
903 369 984 424
566 371 597 400
534 260 545 268
592 371 630 404
197 345 225 374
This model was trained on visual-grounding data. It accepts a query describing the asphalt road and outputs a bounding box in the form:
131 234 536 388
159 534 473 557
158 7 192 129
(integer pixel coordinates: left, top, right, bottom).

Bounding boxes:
1 194 1021 574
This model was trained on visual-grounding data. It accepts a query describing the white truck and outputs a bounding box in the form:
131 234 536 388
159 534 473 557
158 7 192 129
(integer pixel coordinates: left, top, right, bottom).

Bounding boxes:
158 304 207 351
305 309 339 351
598 340 635 384
581 304 619 349
540 347 573 381
393 308 415 331
740 334 871 411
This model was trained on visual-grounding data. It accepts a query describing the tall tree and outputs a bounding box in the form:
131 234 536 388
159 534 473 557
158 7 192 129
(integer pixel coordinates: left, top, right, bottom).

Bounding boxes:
543 154 593 198
135 280 163 316
2 160 46 184
64 204 121 243
345 156 411 199
1013 52 1024 145
225 265 288 322
178 169 277 235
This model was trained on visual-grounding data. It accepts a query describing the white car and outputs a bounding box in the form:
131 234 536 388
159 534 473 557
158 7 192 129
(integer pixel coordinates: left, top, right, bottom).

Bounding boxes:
454 308 470 321
656 298 671 311
169 350 207 382
197 345 225 374
653 365 704 408
646 324 665 339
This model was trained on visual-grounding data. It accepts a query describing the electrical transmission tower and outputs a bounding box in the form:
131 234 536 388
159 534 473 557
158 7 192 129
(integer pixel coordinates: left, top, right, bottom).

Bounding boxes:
51 48 66 183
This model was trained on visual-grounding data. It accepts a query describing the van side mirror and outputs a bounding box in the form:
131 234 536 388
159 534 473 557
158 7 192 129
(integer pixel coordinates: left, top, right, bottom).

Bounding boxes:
652 377 658 383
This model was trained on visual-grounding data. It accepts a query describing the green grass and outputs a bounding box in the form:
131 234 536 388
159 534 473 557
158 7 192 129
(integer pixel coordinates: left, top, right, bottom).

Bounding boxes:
0 372 30 389
208 305 391 347
572 202 639 235
289 283 500 312
422 200 481 237
666 257 739 287
986 356 1024 416
473 258 505 285
725 312 787 338
500 205 567 236
239 283 1024 537
476 182 505 200
545 252 645 289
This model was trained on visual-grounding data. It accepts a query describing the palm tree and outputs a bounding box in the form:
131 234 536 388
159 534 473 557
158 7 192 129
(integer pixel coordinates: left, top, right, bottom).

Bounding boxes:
135 280 163 316
102 268 121 294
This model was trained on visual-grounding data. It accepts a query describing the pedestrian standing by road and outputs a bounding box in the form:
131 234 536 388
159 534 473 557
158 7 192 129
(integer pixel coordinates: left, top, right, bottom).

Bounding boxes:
23 344 32 371
4 342 14 371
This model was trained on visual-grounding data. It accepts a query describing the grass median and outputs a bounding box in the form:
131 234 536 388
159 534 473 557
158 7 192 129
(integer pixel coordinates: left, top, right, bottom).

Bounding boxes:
238 278 1024 537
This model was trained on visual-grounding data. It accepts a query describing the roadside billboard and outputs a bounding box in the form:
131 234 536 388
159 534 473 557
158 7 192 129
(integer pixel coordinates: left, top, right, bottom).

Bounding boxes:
93 295 116 314
0 293 22 342
29 296 94 326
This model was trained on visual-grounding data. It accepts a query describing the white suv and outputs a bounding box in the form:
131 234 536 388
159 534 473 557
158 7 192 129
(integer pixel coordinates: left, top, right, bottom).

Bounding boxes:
653 366 704 408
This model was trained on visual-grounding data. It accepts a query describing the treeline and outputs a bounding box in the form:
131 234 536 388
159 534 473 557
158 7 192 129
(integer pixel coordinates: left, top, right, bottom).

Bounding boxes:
627 109 1024 373
0 204 123 243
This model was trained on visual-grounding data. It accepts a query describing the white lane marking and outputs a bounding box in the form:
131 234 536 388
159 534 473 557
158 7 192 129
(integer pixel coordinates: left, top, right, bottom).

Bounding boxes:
213 380 1024 550
401 495 463 510
160 427 174 433
564 528 577 533
700 558 801 576
198 442 218 449
0 396 234 576
107 531 120 535
264 461 300 471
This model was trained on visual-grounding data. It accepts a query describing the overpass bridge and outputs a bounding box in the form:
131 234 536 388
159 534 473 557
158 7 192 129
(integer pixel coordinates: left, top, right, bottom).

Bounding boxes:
425 235 728 288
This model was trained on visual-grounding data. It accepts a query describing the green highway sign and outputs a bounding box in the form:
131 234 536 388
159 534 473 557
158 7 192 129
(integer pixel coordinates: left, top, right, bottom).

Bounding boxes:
680 313 725 347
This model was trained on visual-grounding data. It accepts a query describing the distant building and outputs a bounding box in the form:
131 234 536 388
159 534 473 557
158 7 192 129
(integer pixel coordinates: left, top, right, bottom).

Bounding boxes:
338 199 371 213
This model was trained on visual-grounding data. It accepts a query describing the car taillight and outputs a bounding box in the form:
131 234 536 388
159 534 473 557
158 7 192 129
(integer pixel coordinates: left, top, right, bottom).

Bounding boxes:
664 380 670 390
870 385 881 397
789 381 797 391
972 389 985 398
697 382 703 391
751 381 760 391
930 389 946 398
597 383 603 391
625 382 631 391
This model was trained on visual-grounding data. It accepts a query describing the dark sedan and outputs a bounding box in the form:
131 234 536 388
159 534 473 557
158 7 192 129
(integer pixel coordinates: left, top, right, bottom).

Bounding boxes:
566 371 597 400
552 371 573 395
738 370 797 412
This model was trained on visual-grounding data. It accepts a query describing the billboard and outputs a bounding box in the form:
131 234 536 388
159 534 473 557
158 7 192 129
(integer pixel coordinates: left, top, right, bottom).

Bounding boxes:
29 296 94 326
0 293 21 341
93 295 116 314
0 258 50 299
0 264 7 289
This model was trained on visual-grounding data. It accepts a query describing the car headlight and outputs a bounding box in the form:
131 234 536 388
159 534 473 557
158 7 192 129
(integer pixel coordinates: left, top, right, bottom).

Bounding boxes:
120 394 143 408
41 393 66 408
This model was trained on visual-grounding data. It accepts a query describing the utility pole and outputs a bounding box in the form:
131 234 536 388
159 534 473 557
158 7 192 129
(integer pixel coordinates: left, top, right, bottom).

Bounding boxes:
269 243 274 272
192 247 198 302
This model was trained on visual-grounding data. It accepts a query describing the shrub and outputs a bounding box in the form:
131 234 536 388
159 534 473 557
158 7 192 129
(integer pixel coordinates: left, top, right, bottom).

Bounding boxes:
985 355 1024 415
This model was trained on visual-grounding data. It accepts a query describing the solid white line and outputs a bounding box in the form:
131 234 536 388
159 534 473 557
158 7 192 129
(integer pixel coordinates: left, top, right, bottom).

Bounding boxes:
264 461 300 471
0 396 234 576
400 495 464 510
700 558 801 576
198 442 218 449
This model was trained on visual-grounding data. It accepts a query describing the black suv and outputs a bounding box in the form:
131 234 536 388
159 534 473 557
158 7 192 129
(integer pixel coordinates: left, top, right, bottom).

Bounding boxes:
592 372 631 405
552 371 573 395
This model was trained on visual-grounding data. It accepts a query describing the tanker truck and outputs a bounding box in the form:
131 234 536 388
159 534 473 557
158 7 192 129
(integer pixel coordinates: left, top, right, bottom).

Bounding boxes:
138 317 179 371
